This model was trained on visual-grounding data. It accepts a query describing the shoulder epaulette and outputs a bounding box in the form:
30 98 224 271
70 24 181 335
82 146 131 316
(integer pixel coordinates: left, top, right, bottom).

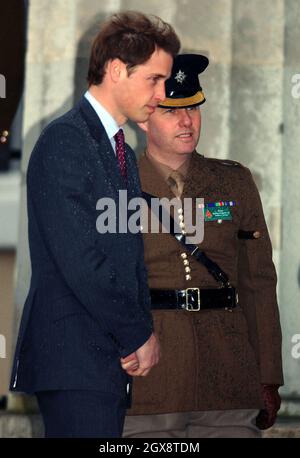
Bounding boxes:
207 157 243 168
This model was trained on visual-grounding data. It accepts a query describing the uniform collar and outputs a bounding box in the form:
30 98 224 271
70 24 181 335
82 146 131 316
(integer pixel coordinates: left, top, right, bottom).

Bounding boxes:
145 150 191 183
139 150 217 200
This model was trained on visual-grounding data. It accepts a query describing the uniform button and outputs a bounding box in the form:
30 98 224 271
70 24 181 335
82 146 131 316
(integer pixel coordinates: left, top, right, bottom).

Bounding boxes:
0 136 7 144
217 219 223 224
181 230 186 235
178 214 184 221
179 222 185 228
178 208 183 214
185 274 192 281
2 130 9 137
185 267 191 273
181 253 187 259
183 259 189 266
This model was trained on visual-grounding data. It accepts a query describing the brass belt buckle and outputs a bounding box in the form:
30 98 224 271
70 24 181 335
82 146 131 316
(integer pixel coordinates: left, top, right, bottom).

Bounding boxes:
185 288 201 311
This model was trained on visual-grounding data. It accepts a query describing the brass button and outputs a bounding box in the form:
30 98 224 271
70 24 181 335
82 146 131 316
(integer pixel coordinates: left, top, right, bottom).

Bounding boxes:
185 274 192 281
181 253 187 259
183 259 189 266
185 267 191 273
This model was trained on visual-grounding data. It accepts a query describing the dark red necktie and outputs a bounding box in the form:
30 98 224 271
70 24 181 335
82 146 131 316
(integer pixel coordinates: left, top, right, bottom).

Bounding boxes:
114 129 127 180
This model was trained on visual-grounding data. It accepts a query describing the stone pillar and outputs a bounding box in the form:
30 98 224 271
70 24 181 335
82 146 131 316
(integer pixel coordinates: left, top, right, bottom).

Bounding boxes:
14 0 78 334
112 0 234 158
172 0 233 159
9 0 79 412
279 0 300 416
229 0 284 262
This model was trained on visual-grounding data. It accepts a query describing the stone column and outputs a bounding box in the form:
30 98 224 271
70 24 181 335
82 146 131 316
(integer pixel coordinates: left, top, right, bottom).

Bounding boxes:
10 0 78 412
279 0 300 417
172 0 233 159
14 0 78 333
229 0 284 263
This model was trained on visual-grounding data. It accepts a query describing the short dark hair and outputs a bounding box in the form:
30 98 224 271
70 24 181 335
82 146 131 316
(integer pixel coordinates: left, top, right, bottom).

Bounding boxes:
87 11 181 86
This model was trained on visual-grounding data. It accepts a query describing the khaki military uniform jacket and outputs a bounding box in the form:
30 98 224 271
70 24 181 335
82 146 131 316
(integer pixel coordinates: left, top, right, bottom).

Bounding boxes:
128 151 283 415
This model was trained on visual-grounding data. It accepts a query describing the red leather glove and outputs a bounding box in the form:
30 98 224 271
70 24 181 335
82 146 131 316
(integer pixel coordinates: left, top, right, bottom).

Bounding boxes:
256 384 281 430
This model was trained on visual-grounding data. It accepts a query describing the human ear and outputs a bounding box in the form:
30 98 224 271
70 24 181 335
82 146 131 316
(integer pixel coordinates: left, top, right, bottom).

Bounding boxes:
109 58 124 82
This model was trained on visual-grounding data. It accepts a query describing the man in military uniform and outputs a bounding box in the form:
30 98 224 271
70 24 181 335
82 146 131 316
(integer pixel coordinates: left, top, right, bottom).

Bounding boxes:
122 54 283 438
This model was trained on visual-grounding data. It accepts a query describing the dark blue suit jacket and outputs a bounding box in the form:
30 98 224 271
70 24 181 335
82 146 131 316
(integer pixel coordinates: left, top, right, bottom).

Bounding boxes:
10 96 153 400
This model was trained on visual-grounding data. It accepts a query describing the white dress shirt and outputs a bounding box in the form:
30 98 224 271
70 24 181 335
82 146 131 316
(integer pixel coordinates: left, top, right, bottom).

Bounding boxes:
84 90 121 154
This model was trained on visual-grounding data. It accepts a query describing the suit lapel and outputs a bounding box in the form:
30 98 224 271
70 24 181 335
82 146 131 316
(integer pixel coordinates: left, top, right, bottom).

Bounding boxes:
125 146 142 198
78 96 127 192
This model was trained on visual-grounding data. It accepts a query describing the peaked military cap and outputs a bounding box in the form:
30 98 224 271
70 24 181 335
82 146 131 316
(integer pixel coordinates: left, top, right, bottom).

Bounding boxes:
159 53 209 109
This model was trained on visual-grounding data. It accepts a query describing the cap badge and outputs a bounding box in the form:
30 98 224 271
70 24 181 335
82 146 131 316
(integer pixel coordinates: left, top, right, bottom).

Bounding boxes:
174 70 186 84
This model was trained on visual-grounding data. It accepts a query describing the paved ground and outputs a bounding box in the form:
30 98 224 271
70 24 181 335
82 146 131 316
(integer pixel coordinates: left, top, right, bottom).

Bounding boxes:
0 413 300 438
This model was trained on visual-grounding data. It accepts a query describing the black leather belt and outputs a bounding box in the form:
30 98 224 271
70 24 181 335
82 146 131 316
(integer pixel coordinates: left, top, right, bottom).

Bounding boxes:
150 287 238 311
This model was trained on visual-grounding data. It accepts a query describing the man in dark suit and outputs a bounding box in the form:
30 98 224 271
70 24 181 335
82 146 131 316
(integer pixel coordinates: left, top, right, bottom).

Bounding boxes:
10 11 180 438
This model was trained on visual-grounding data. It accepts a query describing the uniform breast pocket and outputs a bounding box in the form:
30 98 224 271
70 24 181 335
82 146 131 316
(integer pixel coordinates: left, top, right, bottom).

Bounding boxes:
203 219 239 247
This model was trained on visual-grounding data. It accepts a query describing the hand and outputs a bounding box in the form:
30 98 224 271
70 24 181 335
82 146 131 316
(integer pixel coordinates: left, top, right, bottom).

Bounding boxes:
120 352 139 376
256 384 281 430
120 333 160 377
